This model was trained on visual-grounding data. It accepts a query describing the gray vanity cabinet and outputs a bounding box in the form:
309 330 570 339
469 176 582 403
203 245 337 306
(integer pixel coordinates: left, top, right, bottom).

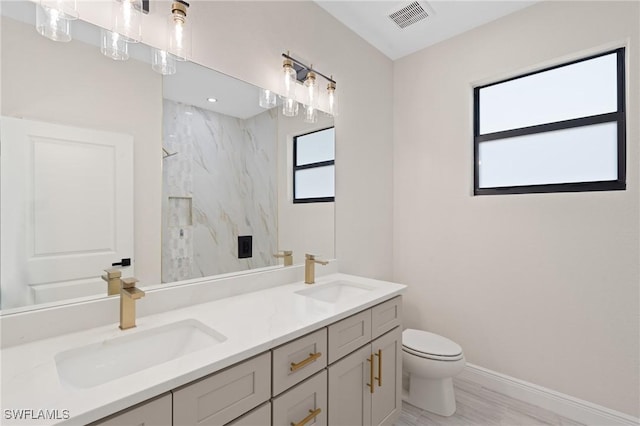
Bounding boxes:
328 327 402 426
172 352 271 425
226 402 271 426
90 393 172 426
327 297 403 426
272 370 328 426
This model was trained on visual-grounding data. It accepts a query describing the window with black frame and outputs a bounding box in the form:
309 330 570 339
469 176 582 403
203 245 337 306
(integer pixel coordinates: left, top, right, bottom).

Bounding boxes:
293 127 335 203
473 48 626 195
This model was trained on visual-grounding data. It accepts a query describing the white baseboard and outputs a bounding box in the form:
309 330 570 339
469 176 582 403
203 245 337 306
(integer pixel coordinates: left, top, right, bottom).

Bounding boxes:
458 363 639 426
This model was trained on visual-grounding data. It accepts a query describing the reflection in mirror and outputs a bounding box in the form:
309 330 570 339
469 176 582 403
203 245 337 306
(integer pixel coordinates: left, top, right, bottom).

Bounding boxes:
0 1 334 313
161 61 334 281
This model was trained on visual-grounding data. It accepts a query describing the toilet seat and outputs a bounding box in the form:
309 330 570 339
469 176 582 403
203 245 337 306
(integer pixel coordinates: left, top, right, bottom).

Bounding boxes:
402 329 463 361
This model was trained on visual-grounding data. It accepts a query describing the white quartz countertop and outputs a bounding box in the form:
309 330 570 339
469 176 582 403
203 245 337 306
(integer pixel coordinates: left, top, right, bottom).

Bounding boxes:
1 273 406 425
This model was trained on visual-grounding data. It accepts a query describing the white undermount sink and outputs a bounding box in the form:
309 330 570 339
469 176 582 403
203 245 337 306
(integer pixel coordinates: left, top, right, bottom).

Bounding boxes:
295 281 375 303
55 319 226 389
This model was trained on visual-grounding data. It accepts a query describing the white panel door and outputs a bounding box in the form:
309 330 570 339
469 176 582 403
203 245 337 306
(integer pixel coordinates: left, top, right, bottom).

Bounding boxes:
1 117 134 307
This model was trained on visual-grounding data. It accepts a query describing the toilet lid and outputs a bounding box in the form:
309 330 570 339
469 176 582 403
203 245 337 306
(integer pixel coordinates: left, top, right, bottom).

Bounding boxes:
402 329 462 357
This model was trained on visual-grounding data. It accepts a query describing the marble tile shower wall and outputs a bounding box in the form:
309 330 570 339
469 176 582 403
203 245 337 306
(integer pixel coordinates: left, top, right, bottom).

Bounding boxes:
162 100 278 283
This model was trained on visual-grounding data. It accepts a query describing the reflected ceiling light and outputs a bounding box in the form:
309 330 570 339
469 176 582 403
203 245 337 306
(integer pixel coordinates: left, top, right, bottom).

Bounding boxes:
112 0 143 43
207 97 218 103
152 48 177 75
100 29 129 60
167 1 192 61
35 0 78 42
259 88 277 109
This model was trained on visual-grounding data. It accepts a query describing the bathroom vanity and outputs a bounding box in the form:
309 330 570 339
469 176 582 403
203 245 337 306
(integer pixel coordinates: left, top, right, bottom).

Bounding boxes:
0 271 405 425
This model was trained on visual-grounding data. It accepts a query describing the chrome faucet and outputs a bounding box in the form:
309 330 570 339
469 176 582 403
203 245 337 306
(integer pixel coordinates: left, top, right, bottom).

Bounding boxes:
102 268 122 296
273 250 293 266
119 277 145 330
305 254 328 284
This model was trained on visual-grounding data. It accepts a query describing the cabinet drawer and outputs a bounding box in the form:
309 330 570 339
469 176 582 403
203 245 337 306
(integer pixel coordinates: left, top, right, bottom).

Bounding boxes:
273 370 327 426
91 393 171 425
328 310 372 363
226 402 271 426
273 328 327 396
372 296 402 339
173 352 271 426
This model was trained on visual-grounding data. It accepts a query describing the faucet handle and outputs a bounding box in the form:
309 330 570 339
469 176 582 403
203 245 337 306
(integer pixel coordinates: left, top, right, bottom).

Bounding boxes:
305 253 329 265
121 277 139 289
103 268 122 280
274 250 293 266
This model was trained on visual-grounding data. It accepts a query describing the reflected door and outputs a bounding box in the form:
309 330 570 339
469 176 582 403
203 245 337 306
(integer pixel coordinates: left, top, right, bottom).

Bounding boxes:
1 117 134 308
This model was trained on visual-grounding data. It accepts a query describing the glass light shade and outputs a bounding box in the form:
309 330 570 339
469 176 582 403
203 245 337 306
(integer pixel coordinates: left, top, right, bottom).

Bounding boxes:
100 29 129 61
304 71 319 109
167 5 192 61
112 0 143 43
259 88 277 109
282 61 297 99
283 98 299 117
327 83 338 117
41 0 78 20
152 48 177 75
303 104 318 123
36 4 72 42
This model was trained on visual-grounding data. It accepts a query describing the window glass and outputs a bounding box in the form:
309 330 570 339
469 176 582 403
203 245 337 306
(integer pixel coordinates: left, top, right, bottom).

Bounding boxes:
294 166 335 199
479 53 618 134
296 128 335 165
478 122 618 188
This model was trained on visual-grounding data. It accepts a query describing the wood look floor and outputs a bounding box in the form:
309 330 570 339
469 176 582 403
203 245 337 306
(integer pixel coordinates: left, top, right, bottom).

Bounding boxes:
397 377 585 426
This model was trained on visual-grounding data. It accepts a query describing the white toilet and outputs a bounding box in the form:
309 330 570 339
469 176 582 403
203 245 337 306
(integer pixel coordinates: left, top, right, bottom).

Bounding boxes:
402 329 466 416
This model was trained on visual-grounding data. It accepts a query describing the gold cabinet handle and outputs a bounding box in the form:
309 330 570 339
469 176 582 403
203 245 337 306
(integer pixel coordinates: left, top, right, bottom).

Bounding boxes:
290 408 321 426
366 354 375 394
290 352 322 372
375 349 382 387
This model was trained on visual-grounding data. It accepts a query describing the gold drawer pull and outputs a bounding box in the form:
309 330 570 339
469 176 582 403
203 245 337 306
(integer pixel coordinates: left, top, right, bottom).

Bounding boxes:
367 354 375 394
290 352 322 372
291 408 322 426
375 349 382 387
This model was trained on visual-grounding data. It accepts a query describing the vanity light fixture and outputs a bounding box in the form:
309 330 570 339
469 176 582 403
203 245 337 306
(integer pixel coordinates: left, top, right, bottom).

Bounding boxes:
259 89 277 109
275 52 338 118
167 0 192 61
151 48 177 75
101 29 129 61
35 0 78 42
283 97 299 117
112 0 144 43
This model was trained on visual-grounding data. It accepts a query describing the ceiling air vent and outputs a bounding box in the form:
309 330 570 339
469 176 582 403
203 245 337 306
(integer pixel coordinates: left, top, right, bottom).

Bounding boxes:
388 1 431 29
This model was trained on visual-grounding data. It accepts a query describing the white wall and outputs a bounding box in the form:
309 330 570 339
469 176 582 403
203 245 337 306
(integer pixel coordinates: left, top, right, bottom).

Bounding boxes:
74 0 395 282
394 1 639 417
277 109 334 265
1 15 162 290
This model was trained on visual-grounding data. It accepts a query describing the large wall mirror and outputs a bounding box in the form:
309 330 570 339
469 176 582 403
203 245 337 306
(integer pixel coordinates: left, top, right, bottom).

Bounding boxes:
0 1 335 313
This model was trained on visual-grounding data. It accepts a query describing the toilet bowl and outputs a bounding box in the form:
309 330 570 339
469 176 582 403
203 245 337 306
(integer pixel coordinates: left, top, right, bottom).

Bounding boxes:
402 329 465 416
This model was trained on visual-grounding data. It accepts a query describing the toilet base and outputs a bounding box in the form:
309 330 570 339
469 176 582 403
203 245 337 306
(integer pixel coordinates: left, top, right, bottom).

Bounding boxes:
406 375 457 417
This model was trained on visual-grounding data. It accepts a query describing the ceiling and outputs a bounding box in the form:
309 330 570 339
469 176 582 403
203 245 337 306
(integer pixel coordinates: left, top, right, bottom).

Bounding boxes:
314 1 539 60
